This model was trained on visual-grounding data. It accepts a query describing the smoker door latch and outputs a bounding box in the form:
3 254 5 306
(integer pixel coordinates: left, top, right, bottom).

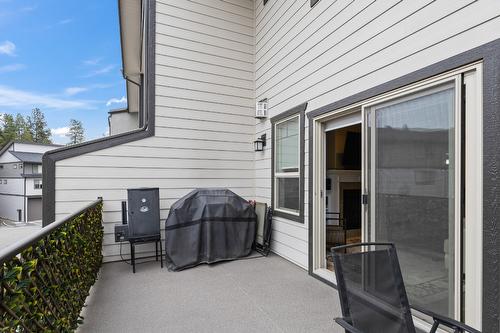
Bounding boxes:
362 194 369 205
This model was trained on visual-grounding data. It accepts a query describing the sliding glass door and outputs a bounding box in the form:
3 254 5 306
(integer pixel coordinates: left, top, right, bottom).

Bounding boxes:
364 82 459 318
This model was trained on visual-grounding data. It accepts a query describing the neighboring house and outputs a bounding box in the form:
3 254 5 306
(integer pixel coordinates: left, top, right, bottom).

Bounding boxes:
108 108 139 135
42 0 500 331
0 142 60 222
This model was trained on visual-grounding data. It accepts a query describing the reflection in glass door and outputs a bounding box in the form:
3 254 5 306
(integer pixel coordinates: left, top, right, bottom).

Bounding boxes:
365 83 459 318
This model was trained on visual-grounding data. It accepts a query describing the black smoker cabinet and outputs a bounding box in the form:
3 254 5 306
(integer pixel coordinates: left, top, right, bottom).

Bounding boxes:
127 187 162 273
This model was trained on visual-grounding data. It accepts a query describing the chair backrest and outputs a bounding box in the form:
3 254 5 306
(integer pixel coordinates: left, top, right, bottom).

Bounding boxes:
332 243 416 333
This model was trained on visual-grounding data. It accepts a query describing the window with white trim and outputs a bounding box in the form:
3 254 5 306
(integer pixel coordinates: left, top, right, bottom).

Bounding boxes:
274 115 300 214
34 179 42 189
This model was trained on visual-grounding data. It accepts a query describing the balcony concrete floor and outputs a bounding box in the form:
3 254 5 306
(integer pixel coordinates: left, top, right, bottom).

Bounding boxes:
78 254 343 333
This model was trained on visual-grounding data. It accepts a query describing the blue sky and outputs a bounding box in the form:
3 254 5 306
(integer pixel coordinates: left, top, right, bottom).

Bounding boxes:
0 0 126 144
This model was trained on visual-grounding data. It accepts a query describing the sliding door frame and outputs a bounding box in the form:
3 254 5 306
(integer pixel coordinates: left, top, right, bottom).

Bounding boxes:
310 62 483 330
362 75 463 322
311 107 362 283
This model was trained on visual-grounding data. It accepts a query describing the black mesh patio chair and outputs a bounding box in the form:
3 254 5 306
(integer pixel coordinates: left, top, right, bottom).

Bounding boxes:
331 243 480 333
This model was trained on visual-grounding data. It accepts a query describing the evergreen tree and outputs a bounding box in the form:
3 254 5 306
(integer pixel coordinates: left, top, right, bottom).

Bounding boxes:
66 119 85 145
0 108 53 149
15 113 33 142
1 114 17 145
27 108 52 144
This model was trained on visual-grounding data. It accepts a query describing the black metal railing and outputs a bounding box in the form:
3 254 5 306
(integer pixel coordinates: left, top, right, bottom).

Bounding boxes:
0 199 103 332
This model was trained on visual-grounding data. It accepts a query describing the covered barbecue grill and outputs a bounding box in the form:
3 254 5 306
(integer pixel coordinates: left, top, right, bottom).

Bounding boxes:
165 188 256 271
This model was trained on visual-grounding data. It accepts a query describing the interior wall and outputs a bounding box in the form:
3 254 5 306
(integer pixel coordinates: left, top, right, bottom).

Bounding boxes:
326 124 361 170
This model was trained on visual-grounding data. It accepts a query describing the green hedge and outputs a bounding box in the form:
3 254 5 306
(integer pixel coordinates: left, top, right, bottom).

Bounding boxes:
0 201 103 332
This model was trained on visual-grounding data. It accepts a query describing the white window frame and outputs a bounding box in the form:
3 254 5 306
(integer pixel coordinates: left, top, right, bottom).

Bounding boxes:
274 114 301 216
34 179 42 190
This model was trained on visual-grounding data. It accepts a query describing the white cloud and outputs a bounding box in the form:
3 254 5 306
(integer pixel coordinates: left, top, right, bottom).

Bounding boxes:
58 18 73 25
0 85 95 110
0 63 25 73
51 127 71 144
64 86 88 96
0 3 35 19
90 83 114 89
106 96 127 107
83 58 102 66
19 5 37 12
83 64 116 78
51 127 70 137
63 83 113 96
0 41 16 56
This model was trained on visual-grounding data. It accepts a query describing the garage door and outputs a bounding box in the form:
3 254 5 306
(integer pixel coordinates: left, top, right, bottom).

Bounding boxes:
27 198 42 222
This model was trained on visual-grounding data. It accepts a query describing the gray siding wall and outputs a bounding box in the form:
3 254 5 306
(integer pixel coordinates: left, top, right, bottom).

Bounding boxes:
0 163 24 178
53 0 255 262
254 0 500 268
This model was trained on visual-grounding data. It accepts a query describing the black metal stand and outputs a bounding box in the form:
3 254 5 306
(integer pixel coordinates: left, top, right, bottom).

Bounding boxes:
129 235 163 273
254 206 273 256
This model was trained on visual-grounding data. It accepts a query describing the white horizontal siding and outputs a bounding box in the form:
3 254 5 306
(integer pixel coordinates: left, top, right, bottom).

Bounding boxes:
0 194 24 222
0 178 24 195
54 188 255 207
25 178 42 197
52 0 500 269
54 0 255 262
255 0 500 268
156 65 253 91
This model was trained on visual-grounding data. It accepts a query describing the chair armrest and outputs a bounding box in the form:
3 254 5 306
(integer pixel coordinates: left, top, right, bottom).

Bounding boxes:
334 318 365 333
411 305 481 333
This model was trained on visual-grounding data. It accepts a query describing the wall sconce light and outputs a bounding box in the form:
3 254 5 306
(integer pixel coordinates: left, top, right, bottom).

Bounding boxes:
254 134 266 152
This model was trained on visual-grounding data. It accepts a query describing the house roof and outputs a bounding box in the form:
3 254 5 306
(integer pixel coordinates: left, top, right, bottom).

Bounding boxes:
0 141 62 158
9 151 43 163
108 107 129 115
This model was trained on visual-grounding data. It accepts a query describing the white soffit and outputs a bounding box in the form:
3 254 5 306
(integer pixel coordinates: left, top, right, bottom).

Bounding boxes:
119 0 142 85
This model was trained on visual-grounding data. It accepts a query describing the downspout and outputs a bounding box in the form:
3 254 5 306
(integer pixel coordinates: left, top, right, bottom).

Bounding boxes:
123 75 145 127
42 0 156 226
23 176 26 223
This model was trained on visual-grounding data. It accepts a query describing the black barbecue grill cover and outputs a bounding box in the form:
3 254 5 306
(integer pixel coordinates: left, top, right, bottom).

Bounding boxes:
165 188 256 271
